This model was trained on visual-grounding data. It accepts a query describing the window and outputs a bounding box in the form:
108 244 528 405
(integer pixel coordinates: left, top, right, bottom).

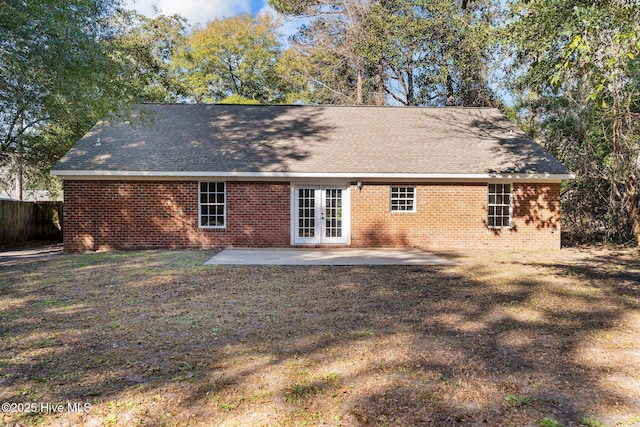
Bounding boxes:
199 182 225 228
488 183 512 228
391 187 415 212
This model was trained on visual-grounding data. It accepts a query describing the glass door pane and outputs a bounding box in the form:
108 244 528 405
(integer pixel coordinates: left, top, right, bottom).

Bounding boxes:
298 188 315 238
324 188 342 238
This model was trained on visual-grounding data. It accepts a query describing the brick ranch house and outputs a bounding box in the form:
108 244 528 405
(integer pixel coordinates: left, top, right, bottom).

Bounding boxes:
51 104 573 252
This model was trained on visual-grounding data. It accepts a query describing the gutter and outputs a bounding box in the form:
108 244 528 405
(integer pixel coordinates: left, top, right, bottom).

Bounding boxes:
51 170 575 182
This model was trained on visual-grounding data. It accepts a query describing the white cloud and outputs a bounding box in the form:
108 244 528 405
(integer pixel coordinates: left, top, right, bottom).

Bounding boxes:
124 0 252 27
257 1 276 16
123 0 306 43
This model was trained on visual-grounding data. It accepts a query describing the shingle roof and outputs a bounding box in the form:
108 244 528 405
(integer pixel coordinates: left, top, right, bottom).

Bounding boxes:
52 104 571 178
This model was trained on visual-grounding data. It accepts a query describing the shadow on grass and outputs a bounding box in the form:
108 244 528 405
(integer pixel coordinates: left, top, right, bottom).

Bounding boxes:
0 249 638 425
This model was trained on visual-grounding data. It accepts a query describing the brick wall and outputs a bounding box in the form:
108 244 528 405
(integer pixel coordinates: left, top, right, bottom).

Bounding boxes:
63 180 290 252
350 182 561 250
63 179 562 252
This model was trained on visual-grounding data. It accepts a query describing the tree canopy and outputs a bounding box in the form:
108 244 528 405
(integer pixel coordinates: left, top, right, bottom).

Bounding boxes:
0 0 187 197
271 0 498 106
1 0 117 194
505 0 640 244
177 14 300 104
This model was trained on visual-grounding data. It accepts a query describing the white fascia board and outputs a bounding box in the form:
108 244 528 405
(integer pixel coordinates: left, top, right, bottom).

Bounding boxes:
50 170 575 182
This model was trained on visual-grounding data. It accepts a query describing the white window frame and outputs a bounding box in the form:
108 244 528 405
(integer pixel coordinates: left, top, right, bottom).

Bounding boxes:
390 186 416 212
487 183 512 229
199 181 226 229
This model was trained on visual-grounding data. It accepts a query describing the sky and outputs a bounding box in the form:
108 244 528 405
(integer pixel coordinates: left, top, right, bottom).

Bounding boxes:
123 0 279 28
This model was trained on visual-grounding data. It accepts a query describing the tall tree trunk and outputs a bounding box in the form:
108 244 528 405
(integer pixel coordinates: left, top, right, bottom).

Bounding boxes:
15 113 23 201
15 160 23 201
356 63 363 105
445 72 455 105
406 60 414 106
374 60 385 105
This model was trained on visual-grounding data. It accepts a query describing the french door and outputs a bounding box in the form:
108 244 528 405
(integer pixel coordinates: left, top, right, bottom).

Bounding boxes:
293 185 349 244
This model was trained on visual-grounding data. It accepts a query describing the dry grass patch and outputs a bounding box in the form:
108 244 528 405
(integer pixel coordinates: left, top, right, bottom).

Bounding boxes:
0 247 639 426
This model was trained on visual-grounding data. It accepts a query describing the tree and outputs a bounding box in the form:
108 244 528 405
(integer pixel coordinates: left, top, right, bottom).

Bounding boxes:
0 1 191 198
364 0 497 106
107 9 189 103
272 0 373 104
1 0 119 197
178 14 297 104
273 0 497 106
286 17 363 104
506 0 640 245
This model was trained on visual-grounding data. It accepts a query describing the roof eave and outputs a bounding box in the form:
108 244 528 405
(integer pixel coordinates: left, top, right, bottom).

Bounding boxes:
50 170 575 182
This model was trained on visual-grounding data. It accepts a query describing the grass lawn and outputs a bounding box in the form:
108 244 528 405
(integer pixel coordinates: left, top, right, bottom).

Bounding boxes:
1 247 639 426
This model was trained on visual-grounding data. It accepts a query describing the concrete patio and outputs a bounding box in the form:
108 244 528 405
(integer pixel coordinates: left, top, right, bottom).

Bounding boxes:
205 248 453 266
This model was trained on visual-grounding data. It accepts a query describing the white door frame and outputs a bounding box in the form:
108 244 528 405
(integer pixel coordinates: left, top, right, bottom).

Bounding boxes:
291 183 351 245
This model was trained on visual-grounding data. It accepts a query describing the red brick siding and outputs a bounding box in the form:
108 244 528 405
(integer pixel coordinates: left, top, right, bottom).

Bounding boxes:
350 182 561 250
63 180 290 252
63 180 561 252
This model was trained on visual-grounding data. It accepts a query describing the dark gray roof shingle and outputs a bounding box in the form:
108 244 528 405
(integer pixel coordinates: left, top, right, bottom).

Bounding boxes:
52 104 570 176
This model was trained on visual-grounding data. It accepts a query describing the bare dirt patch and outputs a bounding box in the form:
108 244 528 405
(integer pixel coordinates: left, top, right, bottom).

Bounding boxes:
1 248 639 426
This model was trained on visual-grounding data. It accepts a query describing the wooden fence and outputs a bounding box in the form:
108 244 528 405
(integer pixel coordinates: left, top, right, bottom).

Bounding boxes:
0 200 63 245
